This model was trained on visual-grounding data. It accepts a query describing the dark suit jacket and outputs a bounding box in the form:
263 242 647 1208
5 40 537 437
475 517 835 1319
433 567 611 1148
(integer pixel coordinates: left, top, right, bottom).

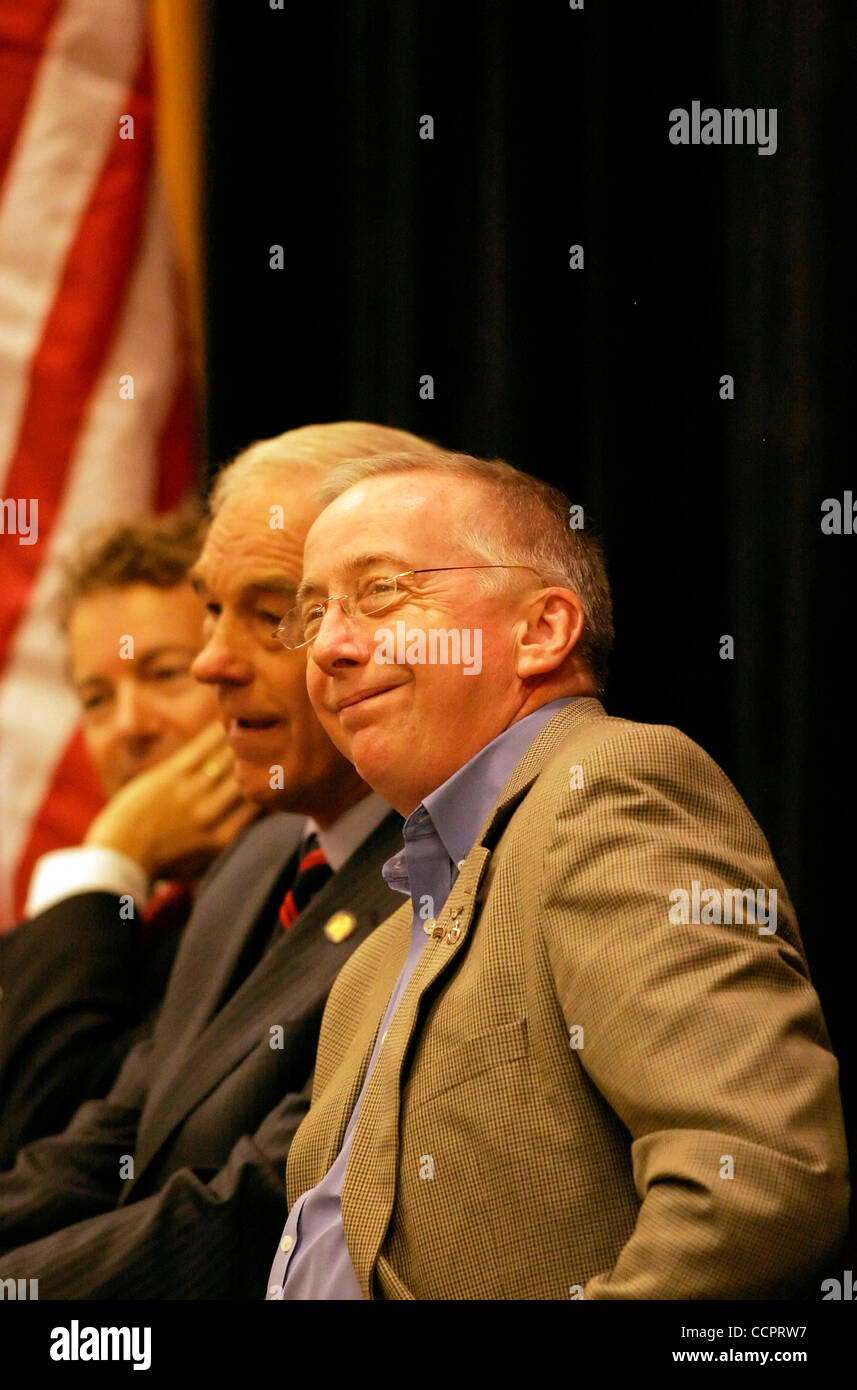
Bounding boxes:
0 807 403 1298
0 885 188 1169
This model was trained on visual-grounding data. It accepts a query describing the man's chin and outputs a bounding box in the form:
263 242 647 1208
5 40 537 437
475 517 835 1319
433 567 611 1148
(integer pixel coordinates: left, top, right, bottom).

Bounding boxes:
347 731 396 797
232 759 283 808
318 718 356 768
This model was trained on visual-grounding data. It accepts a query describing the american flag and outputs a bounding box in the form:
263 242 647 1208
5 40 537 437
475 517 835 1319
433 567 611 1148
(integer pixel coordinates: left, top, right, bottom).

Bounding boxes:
0 0 197 926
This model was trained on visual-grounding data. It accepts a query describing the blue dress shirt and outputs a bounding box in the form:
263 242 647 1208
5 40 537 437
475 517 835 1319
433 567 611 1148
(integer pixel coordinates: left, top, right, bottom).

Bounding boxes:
266 697 576 1300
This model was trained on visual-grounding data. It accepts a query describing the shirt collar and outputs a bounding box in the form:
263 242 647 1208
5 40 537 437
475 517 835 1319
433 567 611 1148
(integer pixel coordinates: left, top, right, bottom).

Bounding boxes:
303 792 391 872
420 697 579 869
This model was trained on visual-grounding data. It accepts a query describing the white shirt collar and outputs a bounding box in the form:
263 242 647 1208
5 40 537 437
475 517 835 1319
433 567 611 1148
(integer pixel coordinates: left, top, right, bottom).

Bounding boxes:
302 792 391 872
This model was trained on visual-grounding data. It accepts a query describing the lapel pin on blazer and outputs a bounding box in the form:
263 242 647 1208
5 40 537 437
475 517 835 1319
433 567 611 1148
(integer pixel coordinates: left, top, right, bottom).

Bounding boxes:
432 905 464 943
323 911 358 943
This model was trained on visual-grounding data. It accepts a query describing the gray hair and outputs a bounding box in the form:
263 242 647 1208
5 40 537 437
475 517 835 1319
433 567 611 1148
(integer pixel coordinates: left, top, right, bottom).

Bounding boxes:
208 422 438 516
315 450 614 692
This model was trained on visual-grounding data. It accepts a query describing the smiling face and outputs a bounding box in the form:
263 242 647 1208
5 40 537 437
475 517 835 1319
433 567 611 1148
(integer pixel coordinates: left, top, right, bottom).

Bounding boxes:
190 475 369 820
69 581 218 796
303 471 547 814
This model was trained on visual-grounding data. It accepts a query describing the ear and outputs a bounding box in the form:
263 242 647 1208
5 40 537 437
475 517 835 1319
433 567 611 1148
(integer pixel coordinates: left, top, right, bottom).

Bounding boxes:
513 588 585 679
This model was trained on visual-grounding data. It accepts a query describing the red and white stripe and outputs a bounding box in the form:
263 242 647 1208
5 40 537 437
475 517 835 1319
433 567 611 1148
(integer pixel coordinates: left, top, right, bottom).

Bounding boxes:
0 0 195 925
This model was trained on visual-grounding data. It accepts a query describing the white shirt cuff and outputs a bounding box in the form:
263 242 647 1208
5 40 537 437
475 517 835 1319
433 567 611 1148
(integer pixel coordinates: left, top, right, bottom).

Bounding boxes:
25 847 151 918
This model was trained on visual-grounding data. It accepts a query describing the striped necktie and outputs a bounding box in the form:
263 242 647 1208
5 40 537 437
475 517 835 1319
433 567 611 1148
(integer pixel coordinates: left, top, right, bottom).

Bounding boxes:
279 835 332 929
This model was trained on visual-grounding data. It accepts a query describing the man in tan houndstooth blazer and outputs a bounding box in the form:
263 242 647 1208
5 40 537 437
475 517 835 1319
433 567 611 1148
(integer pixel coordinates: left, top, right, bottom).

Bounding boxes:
267 449 849 1301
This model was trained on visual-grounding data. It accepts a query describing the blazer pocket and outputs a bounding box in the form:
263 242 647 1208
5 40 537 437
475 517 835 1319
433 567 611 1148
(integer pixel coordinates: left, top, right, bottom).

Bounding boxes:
405 1018 528 1110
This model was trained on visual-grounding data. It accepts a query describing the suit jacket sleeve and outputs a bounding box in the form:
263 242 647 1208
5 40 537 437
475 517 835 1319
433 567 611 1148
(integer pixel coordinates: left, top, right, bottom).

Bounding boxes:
0 1031 153 1253
0 1070 314 1298
539 722 849 1300
0 892 170 1168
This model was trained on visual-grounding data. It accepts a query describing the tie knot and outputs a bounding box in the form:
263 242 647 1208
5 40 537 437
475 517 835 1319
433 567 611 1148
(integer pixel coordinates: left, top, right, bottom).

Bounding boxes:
296 838 328 876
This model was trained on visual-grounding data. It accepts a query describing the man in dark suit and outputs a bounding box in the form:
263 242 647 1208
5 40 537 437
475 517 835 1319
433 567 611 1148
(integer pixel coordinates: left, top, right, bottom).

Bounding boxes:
0 512 255 1164
0 420 431 1298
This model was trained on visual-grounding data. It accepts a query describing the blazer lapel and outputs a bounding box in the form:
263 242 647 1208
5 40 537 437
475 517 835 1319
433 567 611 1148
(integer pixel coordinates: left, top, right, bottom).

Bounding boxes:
133 812 405 1184
340 845 491 1293
478 696 609 848
301 897 413 1184
148 813 304 1063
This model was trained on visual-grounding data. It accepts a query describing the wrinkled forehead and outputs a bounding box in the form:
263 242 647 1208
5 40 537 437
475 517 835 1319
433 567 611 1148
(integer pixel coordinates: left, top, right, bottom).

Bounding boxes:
208 475 321 542
195 482 317 584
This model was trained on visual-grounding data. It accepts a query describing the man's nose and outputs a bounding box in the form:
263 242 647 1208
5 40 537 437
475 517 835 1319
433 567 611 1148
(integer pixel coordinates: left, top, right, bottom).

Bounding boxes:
191 619 254 685
309 598 370 671
112 680 161 739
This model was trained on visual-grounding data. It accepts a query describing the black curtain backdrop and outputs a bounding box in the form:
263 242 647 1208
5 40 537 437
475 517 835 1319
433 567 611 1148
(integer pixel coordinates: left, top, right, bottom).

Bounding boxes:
206 0 855 1210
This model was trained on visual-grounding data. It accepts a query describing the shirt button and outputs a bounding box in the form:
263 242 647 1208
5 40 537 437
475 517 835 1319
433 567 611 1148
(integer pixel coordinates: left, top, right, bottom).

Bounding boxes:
458 860 466 870
423 917 436 935
280 1234 293 1253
